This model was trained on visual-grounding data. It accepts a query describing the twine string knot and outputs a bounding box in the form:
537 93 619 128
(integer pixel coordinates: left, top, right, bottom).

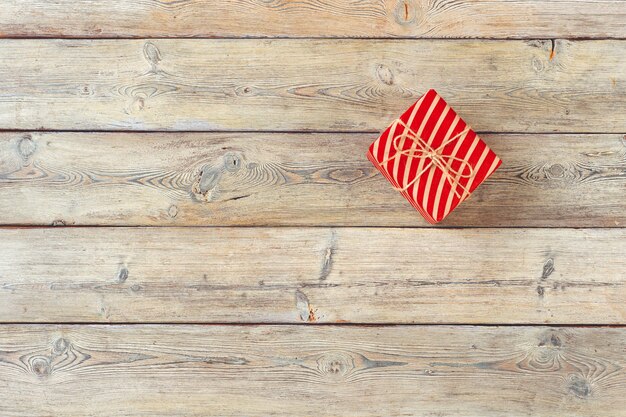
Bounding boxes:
380 119 475 199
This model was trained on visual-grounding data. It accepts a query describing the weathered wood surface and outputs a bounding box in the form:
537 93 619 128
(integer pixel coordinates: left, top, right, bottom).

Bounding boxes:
1 132 624 227
1 227 624 324
1 39 624 132
1 2 624 416
1 325 624 416
2 0 626 39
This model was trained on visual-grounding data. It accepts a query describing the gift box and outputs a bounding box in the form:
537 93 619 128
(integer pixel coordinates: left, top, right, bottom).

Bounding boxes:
367 89 501 224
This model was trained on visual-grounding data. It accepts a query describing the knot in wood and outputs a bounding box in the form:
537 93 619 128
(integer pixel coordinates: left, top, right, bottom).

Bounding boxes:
546 163 566 179
168 204 179 218
568 374 591 398
117 266 129 283
30 356 51 378
534 346 560 364
376 64 394 85
518 332 566 373
223 152 242 173
541 258 555 280
317 352 354 380
143 42 162 66
80 84 94 96
17 135 36 160
531 56 545 73
394 0 418 25
191 165 221 202
53 337 69 354
295 290 315 322
518 351 562 373
538 332 562 349
236 86 255 96
328 167 367 184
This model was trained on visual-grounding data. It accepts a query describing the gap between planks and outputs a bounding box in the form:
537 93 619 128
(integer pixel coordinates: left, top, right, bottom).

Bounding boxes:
2 226 626 230
1 322 624 327
1 129 625 135
3 37 626 41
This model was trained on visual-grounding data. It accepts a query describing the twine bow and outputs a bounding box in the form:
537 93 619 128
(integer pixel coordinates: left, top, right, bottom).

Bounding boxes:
380 119 474 199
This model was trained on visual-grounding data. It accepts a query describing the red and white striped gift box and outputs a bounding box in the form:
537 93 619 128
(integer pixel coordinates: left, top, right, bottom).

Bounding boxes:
367 89 502 224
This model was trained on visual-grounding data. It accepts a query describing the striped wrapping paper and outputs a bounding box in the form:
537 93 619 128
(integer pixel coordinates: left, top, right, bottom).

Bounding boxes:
367 89 501 224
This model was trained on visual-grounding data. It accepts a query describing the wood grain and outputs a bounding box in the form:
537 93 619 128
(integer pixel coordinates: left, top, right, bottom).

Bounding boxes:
1 132 624 227
1 227 624 324
1 325 624 416
2 0 626 39
0 39 624 132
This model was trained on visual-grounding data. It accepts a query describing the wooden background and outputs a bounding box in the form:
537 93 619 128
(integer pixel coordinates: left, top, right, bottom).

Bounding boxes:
0 1 625 415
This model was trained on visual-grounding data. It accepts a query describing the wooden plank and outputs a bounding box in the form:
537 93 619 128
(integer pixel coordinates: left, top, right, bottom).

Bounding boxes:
1 227 624 324
2 1 626 39
1 325 624 416
1 132 624 227
0 39 624 132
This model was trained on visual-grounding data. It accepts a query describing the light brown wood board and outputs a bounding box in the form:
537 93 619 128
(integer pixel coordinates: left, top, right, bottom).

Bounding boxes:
1 227 624 324
0 325 624 416
1 132 624 227
1 0 626 39
0 39 624 132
